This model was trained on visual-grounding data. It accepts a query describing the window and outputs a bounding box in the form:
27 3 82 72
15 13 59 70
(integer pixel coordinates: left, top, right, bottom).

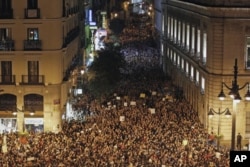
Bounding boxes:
167 47 170 58
174 19 177 41
191 26 195 52
27 28 39 40
202 32 207 64
246 37 250 69
196 30 201 54
201 76 205 94
0 28 12 40
182 22 186 46
246 111 250 134
186 24 190 50
185 62 189 75
170 17 174 39
196 70 200 85
181 58 184 70
0 0 12 10
162 15 165 35
177 55 180 67
191 66 194 80
178 21 181 43
161 43 164 56
28 61 39 83
173 52 176 64
167 16 171 36
27 0 38 9
1 61 12 83
170 49 173 62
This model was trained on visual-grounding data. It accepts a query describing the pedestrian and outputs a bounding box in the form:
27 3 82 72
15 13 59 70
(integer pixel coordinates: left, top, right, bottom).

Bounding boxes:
237 133 242 150
208 132 215 145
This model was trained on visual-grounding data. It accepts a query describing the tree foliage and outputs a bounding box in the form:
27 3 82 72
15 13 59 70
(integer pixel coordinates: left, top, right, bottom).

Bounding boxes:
87 48 126 98
109 18 125 35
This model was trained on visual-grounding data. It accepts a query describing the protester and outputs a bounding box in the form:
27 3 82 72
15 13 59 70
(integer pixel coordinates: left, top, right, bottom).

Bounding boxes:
237 133 242 151
0 15 230 167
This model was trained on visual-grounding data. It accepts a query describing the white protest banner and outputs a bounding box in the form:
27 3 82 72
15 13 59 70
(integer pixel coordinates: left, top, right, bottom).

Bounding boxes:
140 93 146 98
130 101 136 106
124 102 128 106
149 108 155 114
120 116 125 122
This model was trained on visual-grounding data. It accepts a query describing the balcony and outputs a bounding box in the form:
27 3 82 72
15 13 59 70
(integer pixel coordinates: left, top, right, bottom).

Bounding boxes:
0 9 13 19
0 40 15 51
20 75 45 85
25 8 40 19
63 27 80 47
0 75 16 85
24 40 42 51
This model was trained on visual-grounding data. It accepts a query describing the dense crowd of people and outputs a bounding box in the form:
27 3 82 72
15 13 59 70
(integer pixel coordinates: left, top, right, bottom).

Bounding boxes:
0 58 230 167
0 14 231 167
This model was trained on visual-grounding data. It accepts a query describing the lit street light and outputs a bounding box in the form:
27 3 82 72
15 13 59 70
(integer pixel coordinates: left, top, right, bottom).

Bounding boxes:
208 108 231 150
217 58 250 150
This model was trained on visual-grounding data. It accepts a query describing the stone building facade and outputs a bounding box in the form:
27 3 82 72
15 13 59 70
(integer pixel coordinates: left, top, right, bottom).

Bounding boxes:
0 0 83 133
161 0 250 143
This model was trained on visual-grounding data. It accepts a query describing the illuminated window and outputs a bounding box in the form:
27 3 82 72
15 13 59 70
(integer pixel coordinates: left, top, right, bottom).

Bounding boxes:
178 21 181 43
191 26 195 52
186 62 189 75
186 24 190 51
174 19 177 41
190 66 194 80
196 70 200 85
27 28 39 40
197 29 201 58
173 52 176 64
181 58 184 70
177 54 180 67
203 32 207 64
182 22 185 46
201 77 205 94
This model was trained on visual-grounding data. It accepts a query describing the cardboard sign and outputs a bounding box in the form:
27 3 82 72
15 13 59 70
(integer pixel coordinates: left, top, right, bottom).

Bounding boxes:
120 116 125 122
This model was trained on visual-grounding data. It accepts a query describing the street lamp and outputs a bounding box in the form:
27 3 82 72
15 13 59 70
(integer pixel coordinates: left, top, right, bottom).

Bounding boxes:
218 58 250 150
208 108 231 150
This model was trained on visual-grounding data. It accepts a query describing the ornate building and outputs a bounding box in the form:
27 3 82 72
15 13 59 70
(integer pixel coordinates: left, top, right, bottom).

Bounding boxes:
161 0 250 144
0 0 83 133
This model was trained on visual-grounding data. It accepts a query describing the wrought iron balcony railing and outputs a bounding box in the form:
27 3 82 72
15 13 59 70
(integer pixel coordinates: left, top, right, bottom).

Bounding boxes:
20 75 45 85
24 8 40 19
0 9 13 19
0 75 16 85
23 40 42 51
0 40 15 51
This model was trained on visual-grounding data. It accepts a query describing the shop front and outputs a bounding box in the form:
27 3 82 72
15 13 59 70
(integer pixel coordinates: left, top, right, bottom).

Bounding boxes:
0 117 44 134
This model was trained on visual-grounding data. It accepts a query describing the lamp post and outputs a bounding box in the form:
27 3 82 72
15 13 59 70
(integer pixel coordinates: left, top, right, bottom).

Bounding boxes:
12 107 35 133
208 108 231 150
217 58 250 150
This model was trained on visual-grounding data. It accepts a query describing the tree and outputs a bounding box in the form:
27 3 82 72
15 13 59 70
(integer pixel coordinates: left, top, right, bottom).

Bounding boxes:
109 18 125 35
87 48 126 99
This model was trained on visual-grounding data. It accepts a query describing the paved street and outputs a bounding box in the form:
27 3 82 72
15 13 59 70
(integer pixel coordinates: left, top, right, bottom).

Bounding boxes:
0 14 231 167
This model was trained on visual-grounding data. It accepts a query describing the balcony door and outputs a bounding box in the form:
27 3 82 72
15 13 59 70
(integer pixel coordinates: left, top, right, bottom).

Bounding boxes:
1 61 12 83
27 0 37 9
0 0 12 10
28 61 39 83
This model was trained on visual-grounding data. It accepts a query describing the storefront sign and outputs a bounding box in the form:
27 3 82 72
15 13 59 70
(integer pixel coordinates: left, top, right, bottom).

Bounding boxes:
25 118 43 125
